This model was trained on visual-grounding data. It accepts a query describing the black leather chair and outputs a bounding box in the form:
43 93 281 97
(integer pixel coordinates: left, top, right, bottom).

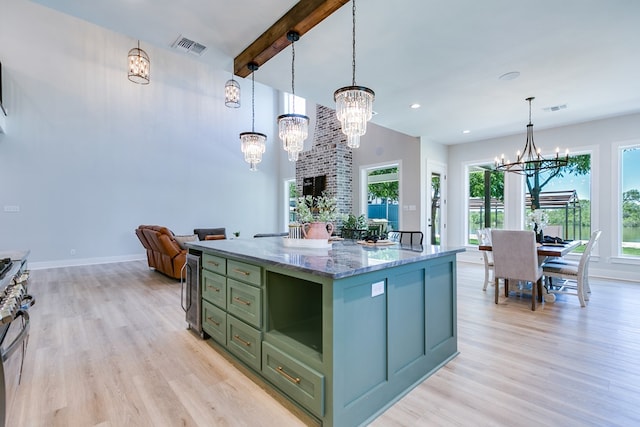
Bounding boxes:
194 227 227 240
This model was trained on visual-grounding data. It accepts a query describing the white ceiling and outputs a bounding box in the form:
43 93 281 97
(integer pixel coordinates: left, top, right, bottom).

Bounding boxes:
32 0 640 145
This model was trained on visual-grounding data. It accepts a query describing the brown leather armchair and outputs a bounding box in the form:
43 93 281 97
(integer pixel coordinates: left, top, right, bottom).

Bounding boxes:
135 225 187 279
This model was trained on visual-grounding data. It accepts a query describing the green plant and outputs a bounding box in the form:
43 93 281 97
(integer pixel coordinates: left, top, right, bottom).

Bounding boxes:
295 192 339 223
343 213 367 230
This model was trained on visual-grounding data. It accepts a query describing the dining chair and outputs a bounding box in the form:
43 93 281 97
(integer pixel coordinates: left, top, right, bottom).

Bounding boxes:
542 230 601 307
388 231 424 245
544 225 564 240
491 229 544 311
476 228 494 291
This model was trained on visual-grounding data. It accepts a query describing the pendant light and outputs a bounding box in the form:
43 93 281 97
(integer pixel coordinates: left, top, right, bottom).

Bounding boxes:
333 0 374 149
224 64 240 108
239 63 267 171
278 31 309 162
128 40 150 85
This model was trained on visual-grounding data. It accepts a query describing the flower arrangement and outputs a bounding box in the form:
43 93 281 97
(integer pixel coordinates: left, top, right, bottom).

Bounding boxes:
295 192 339 223
527 209 549 231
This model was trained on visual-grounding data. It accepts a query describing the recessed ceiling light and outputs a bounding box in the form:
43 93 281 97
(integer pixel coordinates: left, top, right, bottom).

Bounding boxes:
462 130 471 134
410 103 421 109
498 71 520 81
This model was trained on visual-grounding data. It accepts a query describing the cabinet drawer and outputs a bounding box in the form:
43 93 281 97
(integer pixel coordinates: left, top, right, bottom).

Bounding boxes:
227 279 262 328
227 260 261 287
202 300 226 345
227 315 262 371
262 342 325 417
203 254 226 275
202 270 226 309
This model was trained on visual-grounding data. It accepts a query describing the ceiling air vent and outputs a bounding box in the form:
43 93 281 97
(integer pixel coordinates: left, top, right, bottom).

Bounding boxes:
543 104 568 112
171 35 207 56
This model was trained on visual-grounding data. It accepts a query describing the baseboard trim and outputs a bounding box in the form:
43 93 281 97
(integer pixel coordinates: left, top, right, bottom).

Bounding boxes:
29 254 146 270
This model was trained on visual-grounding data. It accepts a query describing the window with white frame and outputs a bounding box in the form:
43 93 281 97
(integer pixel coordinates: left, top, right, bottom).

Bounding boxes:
526 153 592 243
620 145 640 257
466 163 504 245
283 93 306 115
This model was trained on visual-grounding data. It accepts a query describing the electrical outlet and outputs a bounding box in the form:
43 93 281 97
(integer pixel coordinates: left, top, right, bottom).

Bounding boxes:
70 249 76 255
3 205 19 212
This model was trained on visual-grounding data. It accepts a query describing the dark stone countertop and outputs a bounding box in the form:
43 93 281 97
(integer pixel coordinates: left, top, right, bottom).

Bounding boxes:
187 238 464 279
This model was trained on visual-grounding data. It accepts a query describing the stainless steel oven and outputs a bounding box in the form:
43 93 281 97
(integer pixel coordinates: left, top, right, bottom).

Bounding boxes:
0 256 33 427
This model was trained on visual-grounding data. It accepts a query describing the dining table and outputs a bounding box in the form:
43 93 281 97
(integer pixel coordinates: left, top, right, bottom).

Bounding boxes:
479 239 582 259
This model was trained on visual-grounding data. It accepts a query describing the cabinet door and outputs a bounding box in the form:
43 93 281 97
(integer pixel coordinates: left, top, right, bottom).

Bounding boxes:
227 279 262 328
227 315 262 371
202 270 226 309
202 300 226 345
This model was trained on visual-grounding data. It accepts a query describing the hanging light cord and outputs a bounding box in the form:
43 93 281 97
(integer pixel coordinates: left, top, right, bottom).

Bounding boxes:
291 38 296 111
351 0 357 86
251 71 255 132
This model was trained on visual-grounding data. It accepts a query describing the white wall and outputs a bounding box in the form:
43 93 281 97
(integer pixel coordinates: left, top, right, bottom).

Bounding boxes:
351 122 421 230
0 0 283 267
448 112 640 282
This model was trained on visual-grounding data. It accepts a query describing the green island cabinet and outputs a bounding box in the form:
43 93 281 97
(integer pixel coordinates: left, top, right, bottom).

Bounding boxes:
188 238 463 427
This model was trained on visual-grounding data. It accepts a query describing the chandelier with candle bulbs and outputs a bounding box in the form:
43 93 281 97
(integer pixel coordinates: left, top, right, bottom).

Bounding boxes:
495 97 569 177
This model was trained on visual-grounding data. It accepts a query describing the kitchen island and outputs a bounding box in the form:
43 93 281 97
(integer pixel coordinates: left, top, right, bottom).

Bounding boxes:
186 238 463 427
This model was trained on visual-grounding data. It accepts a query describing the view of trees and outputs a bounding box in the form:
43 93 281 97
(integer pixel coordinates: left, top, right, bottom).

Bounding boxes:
367 167 399 203
623 189 640 227
468 154 593 241
526 154 590 210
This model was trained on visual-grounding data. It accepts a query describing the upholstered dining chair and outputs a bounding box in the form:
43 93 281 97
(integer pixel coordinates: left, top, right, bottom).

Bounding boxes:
491 229 544 311
542 230 601 307
477 228 494 291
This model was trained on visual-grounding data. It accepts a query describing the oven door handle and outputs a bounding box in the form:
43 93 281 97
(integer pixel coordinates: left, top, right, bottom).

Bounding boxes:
1 310 30 363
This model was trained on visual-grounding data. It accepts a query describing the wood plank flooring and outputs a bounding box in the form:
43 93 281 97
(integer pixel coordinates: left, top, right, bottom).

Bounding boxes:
7 260 640 426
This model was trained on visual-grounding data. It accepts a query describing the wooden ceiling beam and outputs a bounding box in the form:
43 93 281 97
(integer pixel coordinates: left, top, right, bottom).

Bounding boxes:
234 0 350 77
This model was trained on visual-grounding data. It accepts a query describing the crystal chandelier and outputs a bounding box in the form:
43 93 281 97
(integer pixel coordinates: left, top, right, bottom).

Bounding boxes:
224 66 240 108
127 40 150 85
278 31 309 162
240 63 267 171
334 0 374 149
495 97 569 177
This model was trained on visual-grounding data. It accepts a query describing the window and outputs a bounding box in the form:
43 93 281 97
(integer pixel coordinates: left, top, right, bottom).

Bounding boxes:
284 178 296 229
467 164 504 245
283 93 306 115
366 165 399 232
620 146 640 257
531 153 592 243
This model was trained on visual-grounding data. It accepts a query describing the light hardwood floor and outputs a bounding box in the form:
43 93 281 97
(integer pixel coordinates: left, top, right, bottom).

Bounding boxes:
7 260 640 426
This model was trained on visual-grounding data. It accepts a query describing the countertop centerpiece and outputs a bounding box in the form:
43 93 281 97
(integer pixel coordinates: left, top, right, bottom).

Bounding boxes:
294 192 339 240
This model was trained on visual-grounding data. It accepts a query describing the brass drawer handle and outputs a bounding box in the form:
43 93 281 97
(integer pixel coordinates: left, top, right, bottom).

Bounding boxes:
233 296 251 306
233 334 251 347
232 268 251 276
207 285 220 293
206 316 220 326
277 366 301 384
207 260 220 267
